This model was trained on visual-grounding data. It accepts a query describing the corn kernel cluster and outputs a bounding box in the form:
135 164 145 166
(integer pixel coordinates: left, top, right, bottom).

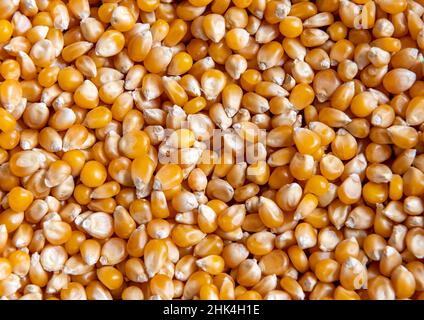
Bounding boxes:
0 0 424 300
